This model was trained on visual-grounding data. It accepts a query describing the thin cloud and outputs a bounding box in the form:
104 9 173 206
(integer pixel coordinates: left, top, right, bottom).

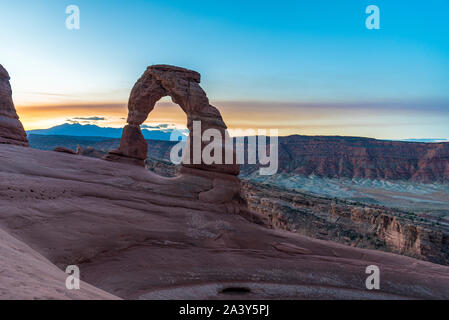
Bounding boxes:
72 116 106 121
141 123 178 130
22 92 77 97
213 99 449 114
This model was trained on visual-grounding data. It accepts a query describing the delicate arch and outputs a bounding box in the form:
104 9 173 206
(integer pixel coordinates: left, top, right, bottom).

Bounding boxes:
105 65 239 176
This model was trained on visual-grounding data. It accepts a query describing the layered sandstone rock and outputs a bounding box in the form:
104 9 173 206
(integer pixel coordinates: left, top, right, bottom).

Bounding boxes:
1 144 449 299
105 65 241 205
241 135 449 183
242 181 449 265
53 146 77 154
105 125 148 166
0 65 28 146
105 65 238 175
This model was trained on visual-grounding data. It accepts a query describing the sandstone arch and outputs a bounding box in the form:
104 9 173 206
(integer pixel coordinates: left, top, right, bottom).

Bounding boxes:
105 65 239 176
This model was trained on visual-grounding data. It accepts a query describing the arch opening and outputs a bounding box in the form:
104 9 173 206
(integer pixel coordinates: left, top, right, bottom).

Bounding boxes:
143 98 189 177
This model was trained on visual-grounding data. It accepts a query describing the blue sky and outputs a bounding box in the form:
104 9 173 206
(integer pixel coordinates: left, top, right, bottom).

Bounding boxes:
0 0 448 138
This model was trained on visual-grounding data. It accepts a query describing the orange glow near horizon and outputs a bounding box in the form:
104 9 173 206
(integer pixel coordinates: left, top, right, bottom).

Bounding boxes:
16 101 191 131
16 100 313 133
16 102 128 130
15 99 449 140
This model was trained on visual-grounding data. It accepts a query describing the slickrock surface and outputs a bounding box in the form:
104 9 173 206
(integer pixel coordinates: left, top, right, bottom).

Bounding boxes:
28 135 449 265
0 226 119 300
0 65 28 147
53 146 77 154
105 65 239 175
1 144 449 299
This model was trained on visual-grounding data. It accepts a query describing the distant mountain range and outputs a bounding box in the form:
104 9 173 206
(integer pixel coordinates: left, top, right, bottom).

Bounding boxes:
27 123 188 141
28 123 448 144
401 138 449 143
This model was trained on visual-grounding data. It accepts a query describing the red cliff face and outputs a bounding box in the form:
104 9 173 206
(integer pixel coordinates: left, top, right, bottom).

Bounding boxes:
242 181 449 266
243 135 449 183
28 134 449 183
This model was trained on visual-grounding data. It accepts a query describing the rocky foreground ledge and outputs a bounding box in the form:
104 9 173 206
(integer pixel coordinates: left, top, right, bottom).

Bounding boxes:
1 144 449 299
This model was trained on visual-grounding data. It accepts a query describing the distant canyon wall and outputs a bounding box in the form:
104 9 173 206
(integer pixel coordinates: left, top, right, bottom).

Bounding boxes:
29 134 449 183
242 181 449 266
241 135 449 183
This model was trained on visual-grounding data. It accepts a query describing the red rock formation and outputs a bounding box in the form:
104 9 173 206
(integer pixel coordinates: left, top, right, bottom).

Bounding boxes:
241 135 449 183
53 146 77 154
106 125 148 166
242 181 449 265
105 65 242 205
1 144 449 299
30 134 449 183
105 65 239 175
0 65 29 147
